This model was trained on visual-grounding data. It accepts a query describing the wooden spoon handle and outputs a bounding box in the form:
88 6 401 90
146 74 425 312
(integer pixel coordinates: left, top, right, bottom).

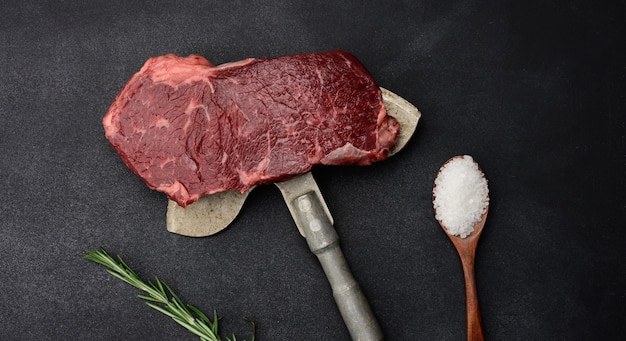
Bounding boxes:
460 255 484 341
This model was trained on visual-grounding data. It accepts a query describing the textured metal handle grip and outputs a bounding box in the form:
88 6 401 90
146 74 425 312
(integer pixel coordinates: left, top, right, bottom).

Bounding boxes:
293 192 383 341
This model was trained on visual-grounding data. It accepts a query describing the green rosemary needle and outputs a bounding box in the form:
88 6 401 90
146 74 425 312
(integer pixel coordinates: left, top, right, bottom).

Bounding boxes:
84 247 255 341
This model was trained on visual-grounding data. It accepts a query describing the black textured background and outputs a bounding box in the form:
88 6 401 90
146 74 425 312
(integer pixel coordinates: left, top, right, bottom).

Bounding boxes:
1 1 624 340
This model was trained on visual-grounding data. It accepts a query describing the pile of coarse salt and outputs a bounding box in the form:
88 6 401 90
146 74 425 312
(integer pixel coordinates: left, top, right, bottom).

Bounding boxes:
433 155 489 238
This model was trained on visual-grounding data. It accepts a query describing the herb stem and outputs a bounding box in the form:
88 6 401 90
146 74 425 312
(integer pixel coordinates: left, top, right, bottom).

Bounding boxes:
84 247 254 341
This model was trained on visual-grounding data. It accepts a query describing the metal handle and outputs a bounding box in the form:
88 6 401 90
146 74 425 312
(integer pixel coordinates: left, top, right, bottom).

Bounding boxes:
293 191 383 341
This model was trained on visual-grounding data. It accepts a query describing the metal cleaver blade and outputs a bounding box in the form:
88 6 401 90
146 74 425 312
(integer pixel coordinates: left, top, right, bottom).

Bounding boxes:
166 189 251 237
166 87 420 237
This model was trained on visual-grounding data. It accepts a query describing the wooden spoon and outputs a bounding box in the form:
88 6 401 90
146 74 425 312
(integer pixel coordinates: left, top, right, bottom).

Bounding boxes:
433 156 489 341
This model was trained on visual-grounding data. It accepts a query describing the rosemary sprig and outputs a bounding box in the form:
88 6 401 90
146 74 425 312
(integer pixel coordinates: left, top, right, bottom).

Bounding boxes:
84 247 255 341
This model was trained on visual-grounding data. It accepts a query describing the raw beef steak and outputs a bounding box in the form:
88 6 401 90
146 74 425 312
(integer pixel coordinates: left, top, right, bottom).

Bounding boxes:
103 51 399 207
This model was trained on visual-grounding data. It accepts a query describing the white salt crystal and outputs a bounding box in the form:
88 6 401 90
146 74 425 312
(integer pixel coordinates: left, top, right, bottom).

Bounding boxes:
433 155 489 238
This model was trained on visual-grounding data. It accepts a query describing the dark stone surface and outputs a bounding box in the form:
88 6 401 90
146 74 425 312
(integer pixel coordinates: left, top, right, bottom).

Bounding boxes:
1 1 624 340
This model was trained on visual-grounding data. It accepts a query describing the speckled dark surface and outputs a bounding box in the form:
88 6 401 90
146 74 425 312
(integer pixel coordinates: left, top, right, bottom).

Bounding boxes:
1 1 624 340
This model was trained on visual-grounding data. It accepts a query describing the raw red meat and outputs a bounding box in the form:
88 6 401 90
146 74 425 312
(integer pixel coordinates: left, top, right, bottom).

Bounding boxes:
103 51 399 207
